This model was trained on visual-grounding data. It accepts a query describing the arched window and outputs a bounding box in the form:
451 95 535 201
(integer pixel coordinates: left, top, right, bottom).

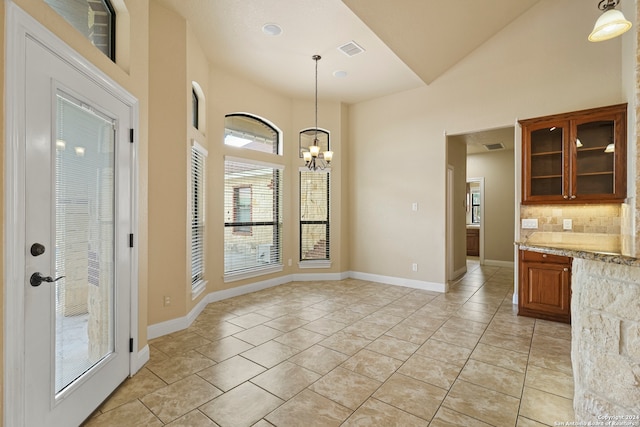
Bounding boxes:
224 113 282 155
223 114 283 280
299 129 330 266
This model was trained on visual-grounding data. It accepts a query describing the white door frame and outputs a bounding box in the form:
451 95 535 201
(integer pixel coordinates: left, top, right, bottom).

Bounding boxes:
4 3 140 425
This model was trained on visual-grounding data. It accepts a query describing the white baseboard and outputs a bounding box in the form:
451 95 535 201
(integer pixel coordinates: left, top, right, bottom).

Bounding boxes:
147 271 350 339
484 259 514 268
147 271 446 340
452 266 467 281
132 344 149 374
349 271 446 293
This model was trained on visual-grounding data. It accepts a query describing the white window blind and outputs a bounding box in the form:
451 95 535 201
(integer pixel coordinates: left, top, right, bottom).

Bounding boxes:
191 141 207 289
300 171 330 261
224 158 283 275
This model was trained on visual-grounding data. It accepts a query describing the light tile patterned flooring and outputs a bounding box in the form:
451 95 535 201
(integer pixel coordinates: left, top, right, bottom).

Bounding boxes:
84 261 575 426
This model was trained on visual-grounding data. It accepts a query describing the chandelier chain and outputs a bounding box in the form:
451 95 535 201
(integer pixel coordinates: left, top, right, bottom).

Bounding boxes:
597 0 620 11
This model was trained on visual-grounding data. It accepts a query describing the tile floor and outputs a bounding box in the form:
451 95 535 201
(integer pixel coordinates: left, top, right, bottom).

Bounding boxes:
84 260 575 427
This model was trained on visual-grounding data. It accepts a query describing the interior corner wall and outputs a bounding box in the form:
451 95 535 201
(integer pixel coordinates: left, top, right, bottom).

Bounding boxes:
339 103 350 271
347 0 623 286
467 149 516 263
148 1 188 325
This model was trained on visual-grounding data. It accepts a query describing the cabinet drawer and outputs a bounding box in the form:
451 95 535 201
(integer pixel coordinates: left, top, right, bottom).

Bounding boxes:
520 250 570 265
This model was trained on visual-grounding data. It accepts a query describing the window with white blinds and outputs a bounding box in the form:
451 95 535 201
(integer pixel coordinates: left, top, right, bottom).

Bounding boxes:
300 171 330 262
191 141 207 293
224 158 283 278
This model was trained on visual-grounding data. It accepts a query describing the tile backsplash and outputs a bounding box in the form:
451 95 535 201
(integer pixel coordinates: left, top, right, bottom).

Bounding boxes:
520 204 621 240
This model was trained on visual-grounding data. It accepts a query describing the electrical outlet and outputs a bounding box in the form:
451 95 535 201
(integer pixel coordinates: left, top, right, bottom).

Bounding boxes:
563 219 573 230
412 202 419 212
522 218 538 229
412 263 418 272
164 296 171 306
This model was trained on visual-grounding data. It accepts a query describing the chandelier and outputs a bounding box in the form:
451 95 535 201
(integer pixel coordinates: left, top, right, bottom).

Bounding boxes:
303 55 333 171
588 0 632 42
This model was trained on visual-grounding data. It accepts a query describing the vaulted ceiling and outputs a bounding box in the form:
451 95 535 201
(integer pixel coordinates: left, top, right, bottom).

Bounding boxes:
156 0 542 104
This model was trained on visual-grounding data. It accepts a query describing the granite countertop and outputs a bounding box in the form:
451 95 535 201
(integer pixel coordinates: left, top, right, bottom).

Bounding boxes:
517 232 640 267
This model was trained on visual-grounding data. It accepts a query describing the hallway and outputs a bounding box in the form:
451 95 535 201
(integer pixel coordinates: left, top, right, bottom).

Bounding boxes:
85 262 574 426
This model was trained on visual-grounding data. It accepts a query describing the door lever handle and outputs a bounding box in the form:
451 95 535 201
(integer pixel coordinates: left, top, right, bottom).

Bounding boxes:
30 272 65 287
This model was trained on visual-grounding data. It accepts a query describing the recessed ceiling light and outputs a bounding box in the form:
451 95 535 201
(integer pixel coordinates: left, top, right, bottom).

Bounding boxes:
333 70 348 78
262 23 282 36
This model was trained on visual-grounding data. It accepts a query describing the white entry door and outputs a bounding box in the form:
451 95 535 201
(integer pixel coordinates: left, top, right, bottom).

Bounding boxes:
23 34 133 426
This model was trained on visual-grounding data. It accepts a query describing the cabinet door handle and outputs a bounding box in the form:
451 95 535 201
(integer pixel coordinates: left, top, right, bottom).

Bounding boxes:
563 195 569 199
570 195 576 199
542 254 547 258
563 268 569 272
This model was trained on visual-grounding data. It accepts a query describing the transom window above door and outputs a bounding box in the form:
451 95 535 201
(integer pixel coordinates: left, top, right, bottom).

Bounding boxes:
44 0 116 60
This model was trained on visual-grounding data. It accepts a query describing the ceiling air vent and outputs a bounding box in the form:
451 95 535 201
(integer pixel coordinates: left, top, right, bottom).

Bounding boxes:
338 41 365 57
483 143 505 151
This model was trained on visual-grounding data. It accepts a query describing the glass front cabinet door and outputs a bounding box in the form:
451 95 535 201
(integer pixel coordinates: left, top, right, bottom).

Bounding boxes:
520 104 626 204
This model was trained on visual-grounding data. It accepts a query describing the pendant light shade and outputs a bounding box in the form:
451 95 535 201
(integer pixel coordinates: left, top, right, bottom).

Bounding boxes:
588 0 632 42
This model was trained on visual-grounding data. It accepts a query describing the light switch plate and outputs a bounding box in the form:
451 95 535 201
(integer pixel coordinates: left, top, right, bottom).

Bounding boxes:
522 218 538 229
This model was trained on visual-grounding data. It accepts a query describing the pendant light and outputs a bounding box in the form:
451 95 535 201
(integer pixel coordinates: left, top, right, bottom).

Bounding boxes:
588 0 632 42
303 55 333 171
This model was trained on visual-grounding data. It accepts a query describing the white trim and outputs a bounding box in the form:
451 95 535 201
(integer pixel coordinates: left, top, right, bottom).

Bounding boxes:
483 259 515 268
292 272 348 281
452 266 468 281
148 273 291 339
225 155 285 171
192 139 208 156
191 279 207 300
349 271 447 293
133 345 150 373
298 260 332 269
224 265 284 283
4 4 140 425
149 270 435 340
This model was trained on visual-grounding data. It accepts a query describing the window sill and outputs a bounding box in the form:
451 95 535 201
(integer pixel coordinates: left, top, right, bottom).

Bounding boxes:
298 260 332 269
224 264 283 283
192 279 207 300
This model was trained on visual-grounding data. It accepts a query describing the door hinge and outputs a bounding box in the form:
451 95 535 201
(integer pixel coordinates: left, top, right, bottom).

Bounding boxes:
129 233 134 248
129 128 134 143
129 338 134 353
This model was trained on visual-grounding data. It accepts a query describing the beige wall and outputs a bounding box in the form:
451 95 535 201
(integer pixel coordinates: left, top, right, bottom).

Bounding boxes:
467 149 516 263
148 2 188 324
348 0 623 285
447 138 467 276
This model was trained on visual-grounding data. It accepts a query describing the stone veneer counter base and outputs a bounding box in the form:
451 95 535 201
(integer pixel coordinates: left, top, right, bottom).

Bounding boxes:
517 241 639 421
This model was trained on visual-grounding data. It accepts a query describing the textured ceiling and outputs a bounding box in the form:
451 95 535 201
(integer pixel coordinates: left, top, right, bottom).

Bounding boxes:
155 0 542 104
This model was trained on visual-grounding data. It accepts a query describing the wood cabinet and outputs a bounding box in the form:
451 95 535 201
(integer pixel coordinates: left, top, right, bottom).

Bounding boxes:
466 228 479 256
518 250 571 323
520 104 626 204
